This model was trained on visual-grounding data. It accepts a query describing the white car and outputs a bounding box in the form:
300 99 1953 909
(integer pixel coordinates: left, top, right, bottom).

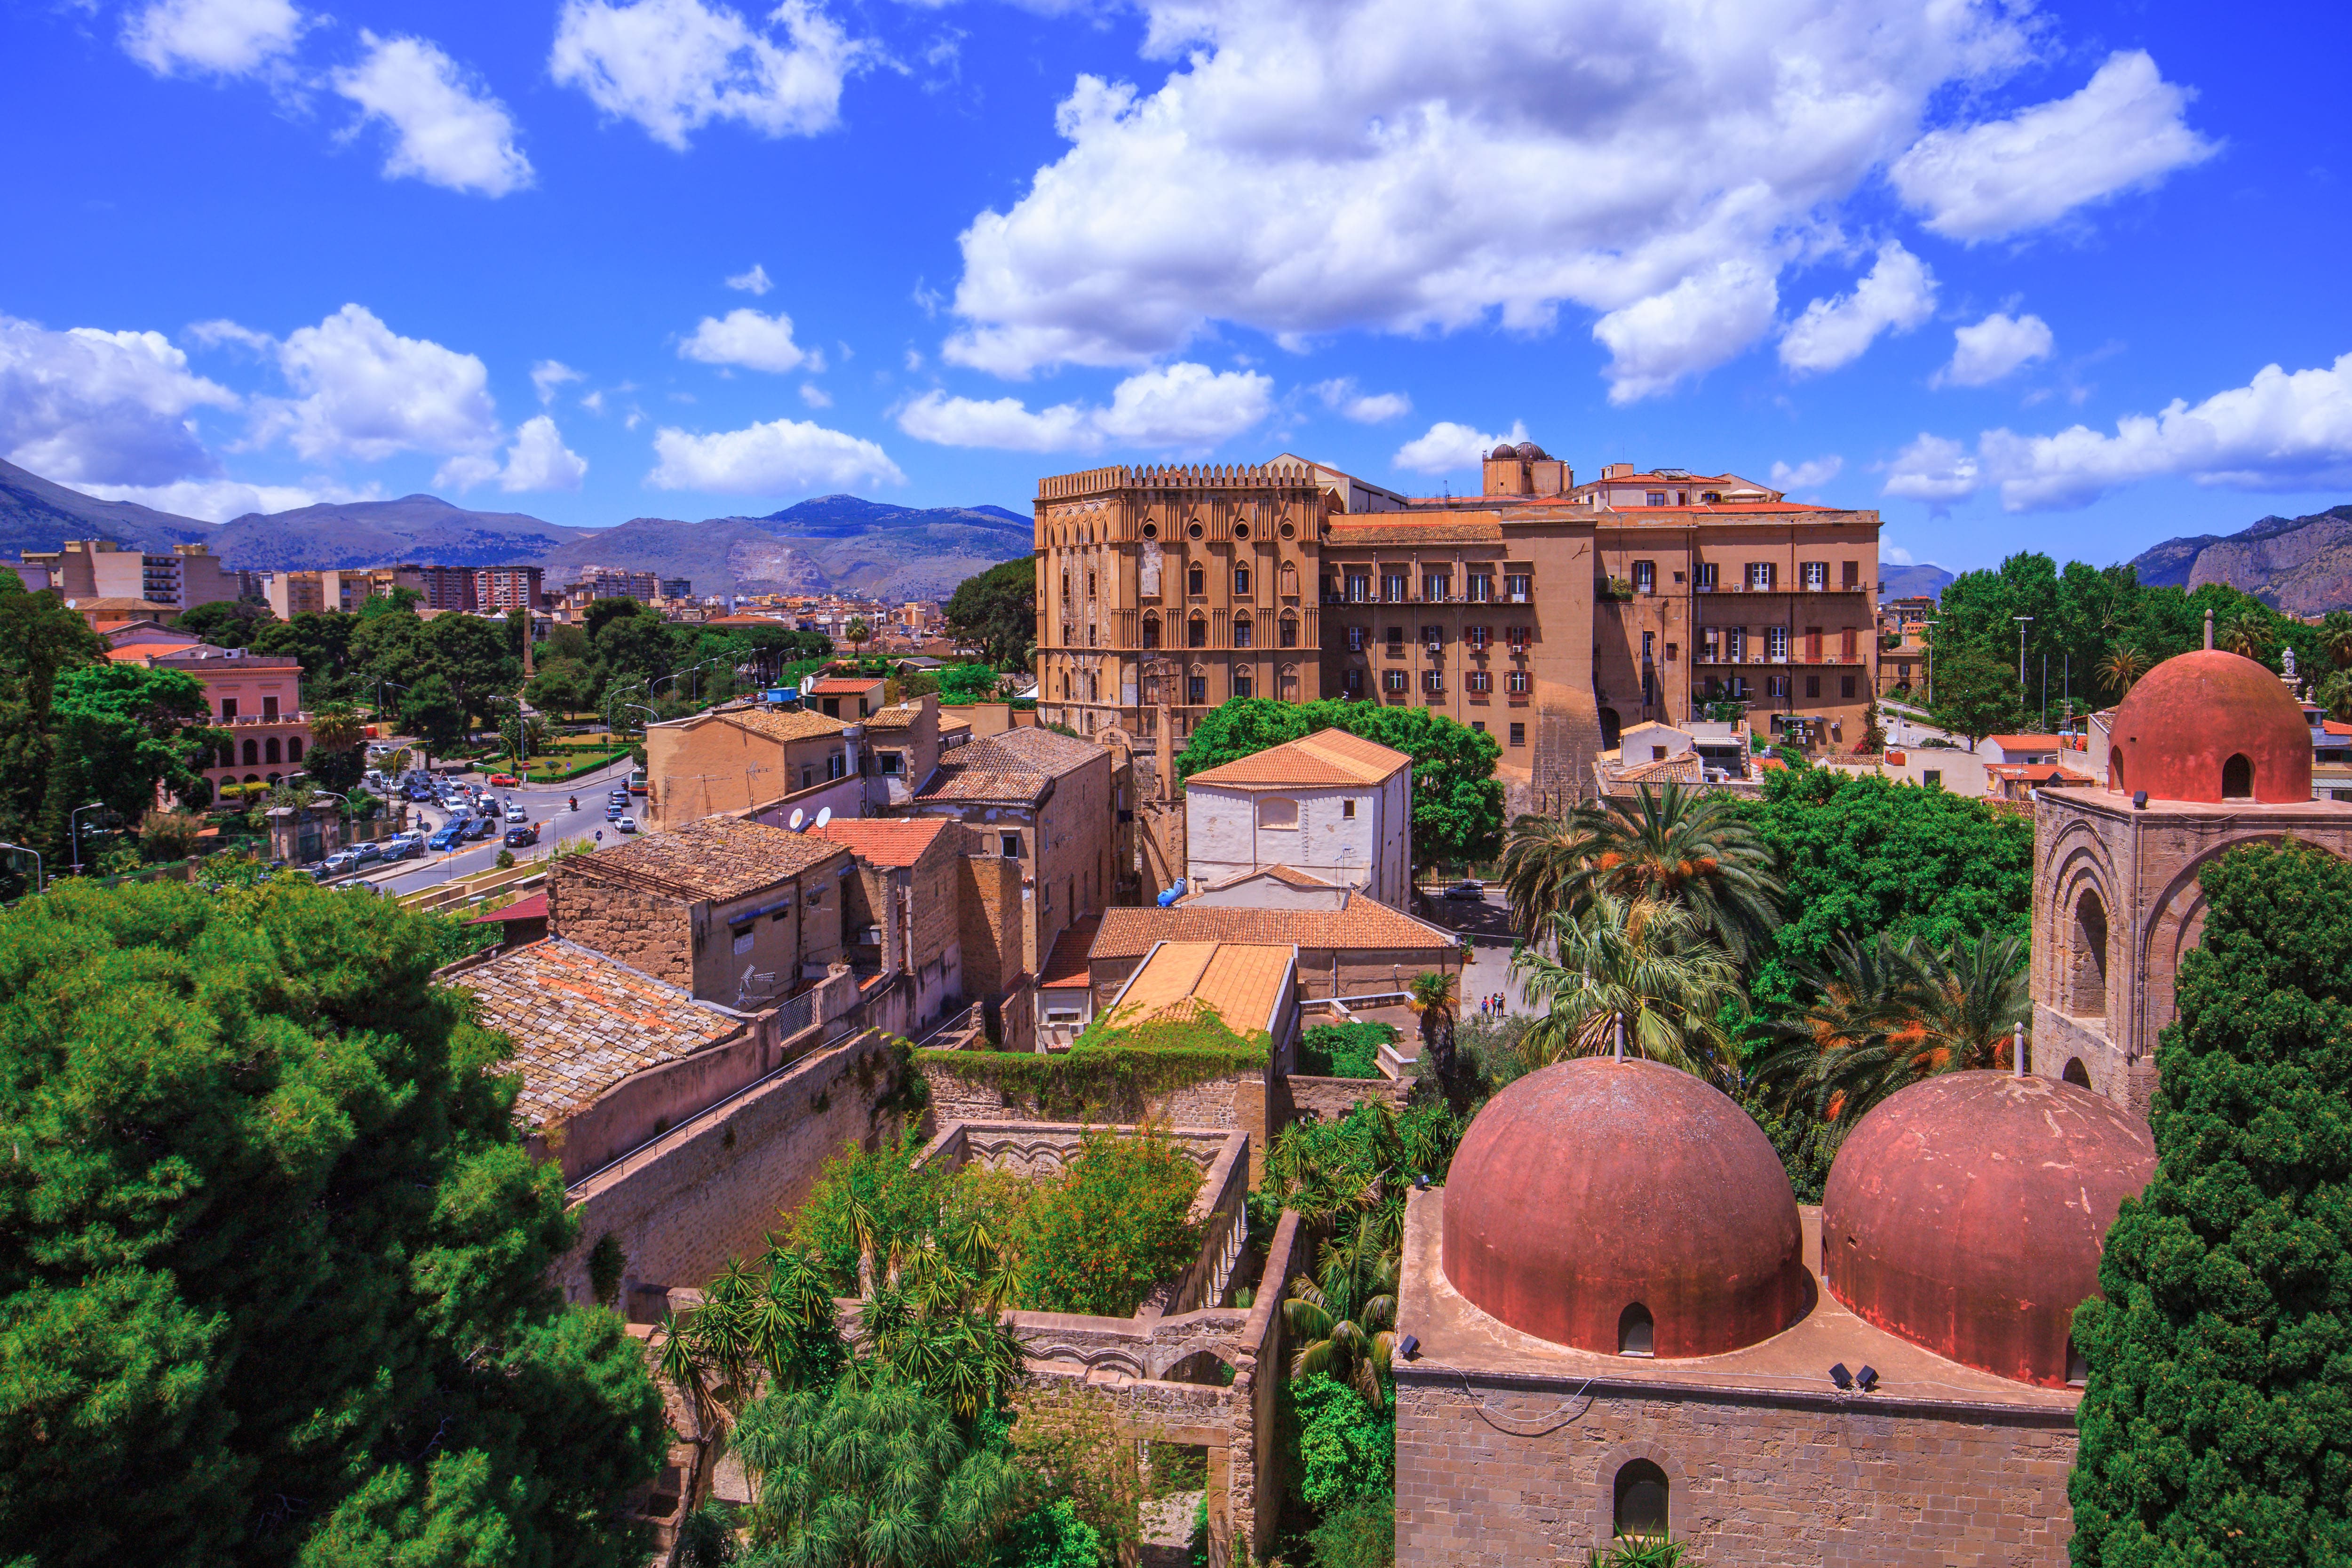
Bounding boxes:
616 816 638 834
504 804 528 823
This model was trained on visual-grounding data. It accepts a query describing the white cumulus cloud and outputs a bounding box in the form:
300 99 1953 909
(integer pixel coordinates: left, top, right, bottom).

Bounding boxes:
727 263 774 294
799 383 832 408
939 0 2058 384
437 415 589 493
1882 433 1982 507
0 315 240 486
1890 51 2218 243
1778 243 1936 377
1312 378 1410 424
532 359 585 403
332 32 534 198
550 0 868 151
1769 455 1843 493
679 308 821 374
1392 420 1527 475
650 417 903 492
246 303 502 463
897 362 1272 454
121 0 307 78
77 477 376 522
1936 311 2054 388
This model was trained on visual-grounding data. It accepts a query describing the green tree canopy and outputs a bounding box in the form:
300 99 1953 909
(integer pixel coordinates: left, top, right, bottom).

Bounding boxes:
945 557 1036 670
45 663 221 835
254 611 360 703
174 599 275 648
398 673 469 761
0 877 666 1566
1175 697 1506 867
1927 640 2024 747
2069 840 2352 1567
0 576 104 858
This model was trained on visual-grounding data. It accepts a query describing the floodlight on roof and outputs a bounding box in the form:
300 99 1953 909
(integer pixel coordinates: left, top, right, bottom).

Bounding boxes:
1828 1363 1854 1390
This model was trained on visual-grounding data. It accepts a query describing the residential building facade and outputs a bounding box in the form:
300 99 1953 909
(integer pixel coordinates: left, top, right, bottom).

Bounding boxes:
25 539 248 611
473 565 545 611
1184 728 1414 904
139 645 313 792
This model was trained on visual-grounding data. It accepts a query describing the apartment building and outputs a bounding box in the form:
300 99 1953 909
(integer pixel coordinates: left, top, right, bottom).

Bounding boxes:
474 565 545 612
25 539 248 611
124 645 314 791
1034 443 1880 810
566 567 659 604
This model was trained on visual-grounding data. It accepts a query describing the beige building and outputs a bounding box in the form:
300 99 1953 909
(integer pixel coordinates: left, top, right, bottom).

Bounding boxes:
120 644 313 794
641 706 855 831
1184 727 1414 904
547 816 851 1009
27 539 247 611
1034 446 1880 813
809 816 966 1032
263 566 427 618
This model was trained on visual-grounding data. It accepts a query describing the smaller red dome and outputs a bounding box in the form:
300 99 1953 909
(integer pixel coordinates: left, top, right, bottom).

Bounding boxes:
1823 1073 2154 1387
2107 649 2310 803
1443 1058 1809 1358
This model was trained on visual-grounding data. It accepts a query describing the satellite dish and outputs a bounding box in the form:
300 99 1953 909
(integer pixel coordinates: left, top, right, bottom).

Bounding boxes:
813 806 832 829
788 808 805 830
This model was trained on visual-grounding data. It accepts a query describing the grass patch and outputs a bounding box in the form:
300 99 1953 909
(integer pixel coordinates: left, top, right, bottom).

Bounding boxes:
1296 1021 1395 1080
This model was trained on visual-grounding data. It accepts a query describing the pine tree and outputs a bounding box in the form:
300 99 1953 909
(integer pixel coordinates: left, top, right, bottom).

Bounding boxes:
2068 840 2352 1566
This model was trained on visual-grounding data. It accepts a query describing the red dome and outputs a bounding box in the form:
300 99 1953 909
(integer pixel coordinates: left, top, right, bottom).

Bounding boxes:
1442 1058 1809 1358
1822 1073 2154 1387
2107 649 2310 803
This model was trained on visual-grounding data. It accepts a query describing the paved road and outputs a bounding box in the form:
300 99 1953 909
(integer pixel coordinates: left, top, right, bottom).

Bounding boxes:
354 756 640 897
1413 886 1537 1017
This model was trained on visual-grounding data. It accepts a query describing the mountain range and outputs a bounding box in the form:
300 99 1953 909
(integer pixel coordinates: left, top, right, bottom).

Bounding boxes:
2127 505 2352 616
0 457 1029 601
1879 562 1955 602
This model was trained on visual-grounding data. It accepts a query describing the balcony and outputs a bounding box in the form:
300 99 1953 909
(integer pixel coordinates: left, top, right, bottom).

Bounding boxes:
1695 581 1869 595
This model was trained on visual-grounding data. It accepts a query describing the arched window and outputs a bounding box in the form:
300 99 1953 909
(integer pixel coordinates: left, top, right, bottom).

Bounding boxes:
286 737 303 762
242 738 259 767
264 737 281 764
218 742 235 770
2063 1058 2091 1088
1613 1460 1669 1539
1280 664 1300 701
265 772 280 787
1188 614 1208 649
1233 614 1254 649
1188 564 1206 597
2070 890 2109 1017
2222 752 2253 798
1142 613 1160 649
2066 1337 2090 1386
1258 796 1299 830
1279 563 1299 597
1279 612 1299 648
243 773 260 785
1617 1303 1654 1357
1598 708 1621 750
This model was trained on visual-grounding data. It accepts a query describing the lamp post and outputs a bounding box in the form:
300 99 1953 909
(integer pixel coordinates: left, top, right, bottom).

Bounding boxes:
0 841 43 895
2013 616 2033 692
68 800 104 875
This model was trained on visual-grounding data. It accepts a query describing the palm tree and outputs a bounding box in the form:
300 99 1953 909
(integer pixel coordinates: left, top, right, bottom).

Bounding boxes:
308 702 366 755
1511 892 1741 1077
1282 1211 1399 1409
1404 969 1460 1098
2217 612 2275 662
2318 610 2352 672
1500 785 1783 966
846 616 872 660
1755 929 2029 1130
2316 670 2352 724
2096 644 2150 699
1498 811 1588 939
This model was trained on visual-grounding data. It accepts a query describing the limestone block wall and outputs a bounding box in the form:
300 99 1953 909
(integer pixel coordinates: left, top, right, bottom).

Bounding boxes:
1393 1374 2078 1568
1283 1073 1411 1124
554 1029 909 1306
548 863 695 990
956 853 1026 997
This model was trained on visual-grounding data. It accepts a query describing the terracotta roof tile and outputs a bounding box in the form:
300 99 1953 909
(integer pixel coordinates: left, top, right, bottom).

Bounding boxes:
1090 900 1455 960
914 725 1103 804
1186 726 1411 788
807 816 954 868
460 939 747 1127
809 677 881 694
1108 940 1293 1035
715 707 849 744
1327 517 1505 544
1039 915 1101 989
573 816 848 901
467 890 548 925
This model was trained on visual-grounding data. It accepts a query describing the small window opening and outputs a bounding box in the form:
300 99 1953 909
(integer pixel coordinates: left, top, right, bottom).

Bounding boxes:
1617 1303 1654 1357
2063 1058 2091 1088
1613 1459 1669 1539
2066 1339 2090 1387
2222 752 2253 799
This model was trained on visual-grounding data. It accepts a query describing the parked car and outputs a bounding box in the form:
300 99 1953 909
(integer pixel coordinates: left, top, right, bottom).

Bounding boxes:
504 804 528 823
463 815 497 841
384 834 427 861
616 816 638 834
428 824 465 852
503 823 539 848
350 842 384 866
488 772 519 788
1442 879 1487 902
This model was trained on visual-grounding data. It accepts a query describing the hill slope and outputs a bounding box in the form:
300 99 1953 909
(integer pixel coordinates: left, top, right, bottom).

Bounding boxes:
0 458 213 557
1879 561 1955 602
210 495 592 569
2128 505 2352 614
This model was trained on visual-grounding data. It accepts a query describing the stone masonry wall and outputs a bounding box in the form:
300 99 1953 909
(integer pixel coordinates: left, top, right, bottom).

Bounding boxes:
555 1029 907 1306
1394 1374 2077 1568
956 853 1025 997
548 861 695 991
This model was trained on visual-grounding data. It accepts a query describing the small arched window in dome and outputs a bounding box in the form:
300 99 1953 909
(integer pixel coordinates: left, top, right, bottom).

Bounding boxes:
1617 1303 1654 1357
1613 1459 1669 1539
2063 1058 2091 1088
2066 1338 2090 1387
2222 752 2253 799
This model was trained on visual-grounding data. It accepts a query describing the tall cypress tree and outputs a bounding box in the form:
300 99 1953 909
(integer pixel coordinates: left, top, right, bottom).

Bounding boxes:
2069 840 2352 1566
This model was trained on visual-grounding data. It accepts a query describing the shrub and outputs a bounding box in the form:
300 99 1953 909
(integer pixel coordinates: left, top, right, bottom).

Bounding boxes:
1019 1129 1204 1318
1306 1491 1395 1568
788 1131 947 1295
137 810 203 860
1289 1373 1394 1512
1298 1021 1393 1079
1001 1496 1105 1568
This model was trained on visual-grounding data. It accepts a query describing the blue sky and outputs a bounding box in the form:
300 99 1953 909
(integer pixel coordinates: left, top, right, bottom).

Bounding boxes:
4 0 2349 573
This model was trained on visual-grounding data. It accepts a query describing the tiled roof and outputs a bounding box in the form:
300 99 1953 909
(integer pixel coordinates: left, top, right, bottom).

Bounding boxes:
1986 735 2062 750
808 815 954 868
1186 726 1410 788
1988 763 2098 785
1039 915 1101 989
576 815 847 901
1609 754 1702 783
914 725 1102 804
467 890 548 925
459 939 747 1127
151 646 302 669
1108 941 1294 1035
1090 900 1455 960
105 643 199 662
1327 517 1505 544
68 597 171 612
809 677 881 694
716 707 848 744
863 702 924 731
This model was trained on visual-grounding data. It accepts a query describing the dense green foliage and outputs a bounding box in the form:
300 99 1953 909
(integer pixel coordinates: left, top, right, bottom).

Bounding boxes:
2068 841 2352 1566
1924 640 2024 748
1307 1492 1397 1568
0 578 107 873
46 663 223 830
1297 1021 1393 1079
920 1000 1269 1120
1175 697 1506 867
999 1497 1107 1568
1289 1374 1395 1513
0 877 666 1566
946 557 1038 670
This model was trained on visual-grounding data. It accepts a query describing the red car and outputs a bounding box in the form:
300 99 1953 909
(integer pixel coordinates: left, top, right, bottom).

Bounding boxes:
487 772 519 788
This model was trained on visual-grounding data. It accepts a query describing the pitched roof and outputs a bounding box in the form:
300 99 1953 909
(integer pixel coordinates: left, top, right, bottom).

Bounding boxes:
713 707 848 744
809 677 882 694
1986 735 2062 750
914 725 1103 804
1039 915 1101 989
1186 726 1410 788
573 815 847 901
863 701 925 731
459 939 747 1127
105 642 199 662
807 815 954 868
1107 941 1294 1035
1327 517 1505 545
1089 900 1455 961
467 890 548 925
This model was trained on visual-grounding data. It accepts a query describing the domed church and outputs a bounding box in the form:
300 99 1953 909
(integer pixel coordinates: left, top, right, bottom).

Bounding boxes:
1396 1059 2153 1564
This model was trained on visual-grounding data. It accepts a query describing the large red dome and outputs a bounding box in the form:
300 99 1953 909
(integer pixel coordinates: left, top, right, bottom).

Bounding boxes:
1442 1058 1809 1358
1822 1073 2154 1387
2107 649 2310 803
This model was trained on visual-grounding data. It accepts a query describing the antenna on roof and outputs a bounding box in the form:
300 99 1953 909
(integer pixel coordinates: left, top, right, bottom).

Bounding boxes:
788 807 805 830
813 805 832 829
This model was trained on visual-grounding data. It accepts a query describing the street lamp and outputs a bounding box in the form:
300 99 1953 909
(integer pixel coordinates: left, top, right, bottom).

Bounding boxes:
68 800 104 875
0 841 43 895
2012 616 2033 690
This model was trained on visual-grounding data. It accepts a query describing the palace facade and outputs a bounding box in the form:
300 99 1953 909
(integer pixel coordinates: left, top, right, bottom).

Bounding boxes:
1033 443 1882 811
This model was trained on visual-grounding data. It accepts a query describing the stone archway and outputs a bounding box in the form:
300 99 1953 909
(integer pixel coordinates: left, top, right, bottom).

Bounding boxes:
2069 888 2110 1019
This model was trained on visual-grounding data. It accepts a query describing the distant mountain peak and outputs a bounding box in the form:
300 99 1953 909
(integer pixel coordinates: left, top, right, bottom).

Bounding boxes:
2130 503 2352 614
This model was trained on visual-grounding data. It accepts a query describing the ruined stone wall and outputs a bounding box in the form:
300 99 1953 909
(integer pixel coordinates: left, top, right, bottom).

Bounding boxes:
555 1030 907 1306
1283 1073 1410 1124
1393 1374 2077 1568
